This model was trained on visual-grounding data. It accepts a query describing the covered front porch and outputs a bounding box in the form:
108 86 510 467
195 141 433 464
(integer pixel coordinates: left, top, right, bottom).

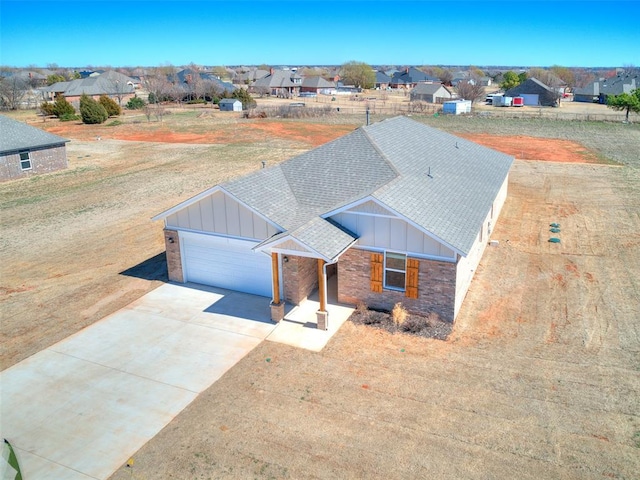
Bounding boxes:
256 216 358 331
266 274 354 351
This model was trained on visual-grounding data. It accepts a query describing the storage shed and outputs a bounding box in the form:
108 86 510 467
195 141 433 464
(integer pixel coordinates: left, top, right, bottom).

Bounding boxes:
504 78 559 107
219 99 243 112
442 100 472 115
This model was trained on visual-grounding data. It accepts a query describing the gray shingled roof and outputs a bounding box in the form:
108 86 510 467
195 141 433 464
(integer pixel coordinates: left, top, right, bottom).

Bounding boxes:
0 115 69 154
157 116 512 260
226 117 511 259
252 70 297 89
411 83 449 95
42 70 135 96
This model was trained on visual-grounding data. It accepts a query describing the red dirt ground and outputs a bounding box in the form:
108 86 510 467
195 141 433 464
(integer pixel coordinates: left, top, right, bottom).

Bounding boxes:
43 120 599 162
44 120 356 147
458 133 601 163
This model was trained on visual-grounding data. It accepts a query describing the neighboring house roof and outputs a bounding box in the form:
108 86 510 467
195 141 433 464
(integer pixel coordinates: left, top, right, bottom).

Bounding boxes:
411 83 450 95
375 71 392 84
252 70 298 89
236 69 269 83
600 74 638 96
42 70 135 96
219 98 241 104
0 115 69 155
301 76 335 89
156 117 513 260
174 69 235 92
391 67 438 85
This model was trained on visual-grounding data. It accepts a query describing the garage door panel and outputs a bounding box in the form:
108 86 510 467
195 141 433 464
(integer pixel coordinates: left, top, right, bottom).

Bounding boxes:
182 233 272 297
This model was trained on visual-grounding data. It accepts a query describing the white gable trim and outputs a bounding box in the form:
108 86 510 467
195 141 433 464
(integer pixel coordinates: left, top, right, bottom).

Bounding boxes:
152 185 283 232
255 233 357 263
324 195 465 258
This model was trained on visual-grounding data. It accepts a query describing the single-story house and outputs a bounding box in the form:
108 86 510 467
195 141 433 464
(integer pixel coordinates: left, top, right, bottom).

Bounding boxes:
0 115 69 182
504 77 560 106
41 70 136 106
250 68 302 98
153 116 513 327
300 76 336 95
375 71 392 90
410 83 453 103
218 99 243 111
573 74 638 103
390 67 439 89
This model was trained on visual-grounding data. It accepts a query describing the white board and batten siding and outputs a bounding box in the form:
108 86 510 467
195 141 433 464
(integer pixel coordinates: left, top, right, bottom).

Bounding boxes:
329 200 456 261
165 190 278 297
165 190 279 240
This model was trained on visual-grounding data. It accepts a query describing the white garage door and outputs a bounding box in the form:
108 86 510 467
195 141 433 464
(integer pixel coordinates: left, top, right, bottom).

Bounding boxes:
521 94 539 106
181 232 272 297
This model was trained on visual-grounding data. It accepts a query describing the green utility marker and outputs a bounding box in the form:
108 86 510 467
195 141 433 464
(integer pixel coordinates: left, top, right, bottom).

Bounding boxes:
550 223 560 228
550 227 561 233
549 237 561 243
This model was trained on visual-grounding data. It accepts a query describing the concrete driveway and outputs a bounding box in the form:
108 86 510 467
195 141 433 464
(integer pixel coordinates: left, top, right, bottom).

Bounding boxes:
0 283 277 480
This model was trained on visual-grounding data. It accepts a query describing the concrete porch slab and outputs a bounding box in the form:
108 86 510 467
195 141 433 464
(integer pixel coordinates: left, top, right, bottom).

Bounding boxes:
266 297 354 352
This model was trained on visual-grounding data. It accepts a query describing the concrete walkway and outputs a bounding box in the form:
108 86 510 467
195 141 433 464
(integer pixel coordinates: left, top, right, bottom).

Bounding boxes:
0 282 353 480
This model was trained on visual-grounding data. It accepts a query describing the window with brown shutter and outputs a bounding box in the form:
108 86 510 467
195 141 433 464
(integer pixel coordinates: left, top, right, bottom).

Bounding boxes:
405 258 419 299
370 253 383 292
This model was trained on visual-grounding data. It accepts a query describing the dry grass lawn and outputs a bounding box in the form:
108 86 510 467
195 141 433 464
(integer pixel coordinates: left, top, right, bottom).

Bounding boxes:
1 109 639 479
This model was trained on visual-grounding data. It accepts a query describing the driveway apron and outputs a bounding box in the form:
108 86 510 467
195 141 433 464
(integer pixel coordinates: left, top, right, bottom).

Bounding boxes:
0 283 276 480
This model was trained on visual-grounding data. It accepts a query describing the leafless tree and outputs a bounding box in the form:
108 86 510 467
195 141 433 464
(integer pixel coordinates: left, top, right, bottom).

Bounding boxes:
0 75 29 110
144 68 171 103
455 80 485 103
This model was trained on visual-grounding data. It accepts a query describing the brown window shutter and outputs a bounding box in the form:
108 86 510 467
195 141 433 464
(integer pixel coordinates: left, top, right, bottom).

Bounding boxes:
405 258 419 299
370 253 383 293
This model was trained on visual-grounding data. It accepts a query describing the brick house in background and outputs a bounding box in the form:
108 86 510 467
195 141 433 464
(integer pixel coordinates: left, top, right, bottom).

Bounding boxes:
153 117 513 327
0 115 69 182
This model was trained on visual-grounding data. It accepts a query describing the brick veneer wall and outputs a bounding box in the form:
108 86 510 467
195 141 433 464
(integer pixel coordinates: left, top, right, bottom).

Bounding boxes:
164 229 184 283
283 255 318 305
338 248 457 322
0 145 68 182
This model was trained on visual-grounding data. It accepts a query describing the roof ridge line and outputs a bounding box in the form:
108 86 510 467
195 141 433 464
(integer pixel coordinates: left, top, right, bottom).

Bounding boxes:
360 124 402 178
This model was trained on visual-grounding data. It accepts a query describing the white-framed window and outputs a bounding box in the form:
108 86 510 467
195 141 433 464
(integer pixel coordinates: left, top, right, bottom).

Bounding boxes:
19 151 32 170
384 251 406 291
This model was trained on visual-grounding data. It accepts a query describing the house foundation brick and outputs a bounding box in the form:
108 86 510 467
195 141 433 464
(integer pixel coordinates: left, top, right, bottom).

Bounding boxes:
283 255 318 305
270 301 285 322
337 248 457 322
164 229 184 283
316 310 328 330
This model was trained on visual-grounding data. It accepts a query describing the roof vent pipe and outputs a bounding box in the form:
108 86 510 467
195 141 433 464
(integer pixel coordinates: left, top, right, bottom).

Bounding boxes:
261 161 266 169
366 108 370 126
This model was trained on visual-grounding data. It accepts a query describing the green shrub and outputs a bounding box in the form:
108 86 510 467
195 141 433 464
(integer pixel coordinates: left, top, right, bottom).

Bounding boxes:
231 88 256 110
52 94 75 117
40 101 55 116
186 99 206 104
59 113 80 122
80 94 108 124
107 120 123 126
99 95 121 116
126 96 146 109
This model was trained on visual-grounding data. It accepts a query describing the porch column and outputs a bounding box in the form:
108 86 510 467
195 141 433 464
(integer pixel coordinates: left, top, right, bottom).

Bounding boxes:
316 258 328 330
270 252 284 322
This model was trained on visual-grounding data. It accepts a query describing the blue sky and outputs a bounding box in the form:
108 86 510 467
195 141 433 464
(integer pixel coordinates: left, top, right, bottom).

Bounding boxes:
1 0 638 68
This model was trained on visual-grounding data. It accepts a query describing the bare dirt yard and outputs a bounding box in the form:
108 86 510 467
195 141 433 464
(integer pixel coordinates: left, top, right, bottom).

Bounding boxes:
2 110 639 479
